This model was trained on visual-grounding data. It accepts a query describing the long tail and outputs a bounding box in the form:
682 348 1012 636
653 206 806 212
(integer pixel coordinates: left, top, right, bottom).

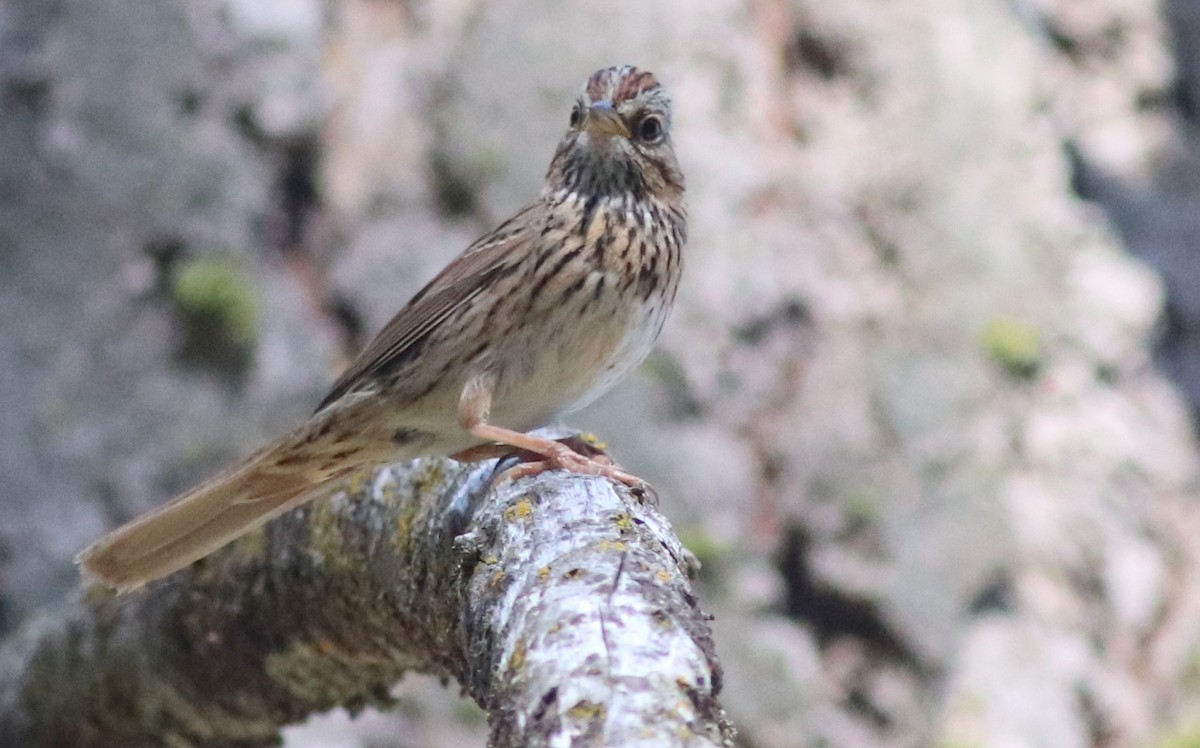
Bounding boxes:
77 432 363 592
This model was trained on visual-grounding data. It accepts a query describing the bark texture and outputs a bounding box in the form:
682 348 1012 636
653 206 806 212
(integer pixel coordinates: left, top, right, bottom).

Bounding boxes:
11 0 1200 746
0 458 732 747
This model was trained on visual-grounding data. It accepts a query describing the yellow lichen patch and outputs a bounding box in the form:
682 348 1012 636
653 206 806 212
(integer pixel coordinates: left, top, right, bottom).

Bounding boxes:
490 569 507 587
596 539 627 553
566 700 606 722
342 470 371 498
504 499 534 522
306 500 358 574
538 566 551 581
612 512 633 531
373 470 399 497
483 555 500 566
393 511 413 551
411 460 449 497
509 639 527 671
581 433 608 451
389 495 423 554
656 570 673 584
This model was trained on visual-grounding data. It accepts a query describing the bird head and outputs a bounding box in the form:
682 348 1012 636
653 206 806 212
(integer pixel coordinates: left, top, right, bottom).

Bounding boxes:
546 66 684 203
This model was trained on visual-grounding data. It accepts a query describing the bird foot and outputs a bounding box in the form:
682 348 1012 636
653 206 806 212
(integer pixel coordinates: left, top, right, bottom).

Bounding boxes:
489 437 654 501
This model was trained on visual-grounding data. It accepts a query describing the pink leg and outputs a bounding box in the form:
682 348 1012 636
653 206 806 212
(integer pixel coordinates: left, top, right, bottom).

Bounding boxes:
456 374 649 492
466 422 648 490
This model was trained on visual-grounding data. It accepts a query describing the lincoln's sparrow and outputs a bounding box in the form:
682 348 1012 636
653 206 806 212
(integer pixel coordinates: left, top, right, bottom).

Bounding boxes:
79 65 686 591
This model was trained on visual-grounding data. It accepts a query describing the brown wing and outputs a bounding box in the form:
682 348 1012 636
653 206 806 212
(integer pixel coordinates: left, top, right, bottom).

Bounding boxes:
315 204 540 412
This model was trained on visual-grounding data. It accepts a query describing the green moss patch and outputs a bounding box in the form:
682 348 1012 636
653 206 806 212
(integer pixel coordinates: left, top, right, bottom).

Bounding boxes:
981 317 1040 379
173 256 259 346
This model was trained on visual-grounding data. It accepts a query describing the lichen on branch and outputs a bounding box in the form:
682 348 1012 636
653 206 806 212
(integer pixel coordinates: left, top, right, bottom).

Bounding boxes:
0 455 734 747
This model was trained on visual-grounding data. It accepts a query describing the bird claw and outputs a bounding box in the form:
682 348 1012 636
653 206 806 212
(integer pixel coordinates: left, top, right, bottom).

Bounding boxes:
490 437 654 501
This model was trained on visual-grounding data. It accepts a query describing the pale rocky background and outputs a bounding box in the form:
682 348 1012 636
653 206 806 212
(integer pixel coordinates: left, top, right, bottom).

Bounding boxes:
5 0 1200 746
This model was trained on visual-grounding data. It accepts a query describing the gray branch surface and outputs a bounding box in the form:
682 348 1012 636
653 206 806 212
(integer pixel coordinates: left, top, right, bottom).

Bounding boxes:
0 457 733 747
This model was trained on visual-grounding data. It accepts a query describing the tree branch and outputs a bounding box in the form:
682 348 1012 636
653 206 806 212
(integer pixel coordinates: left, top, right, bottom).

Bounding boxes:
0 454 734 747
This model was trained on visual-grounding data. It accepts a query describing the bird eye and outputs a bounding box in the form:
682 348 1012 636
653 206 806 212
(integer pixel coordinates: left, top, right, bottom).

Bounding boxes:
637 115 664 143
569 104 582 128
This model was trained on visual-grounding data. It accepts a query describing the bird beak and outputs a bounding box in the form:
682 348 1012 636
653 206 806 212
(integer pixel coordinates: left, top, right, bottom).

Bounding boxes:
582 101 630 140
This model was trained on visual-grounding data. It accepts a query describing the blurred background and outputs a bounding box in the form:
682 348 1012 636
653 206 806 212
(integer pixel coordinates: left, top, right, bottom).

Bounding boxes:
6 0 1200 746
